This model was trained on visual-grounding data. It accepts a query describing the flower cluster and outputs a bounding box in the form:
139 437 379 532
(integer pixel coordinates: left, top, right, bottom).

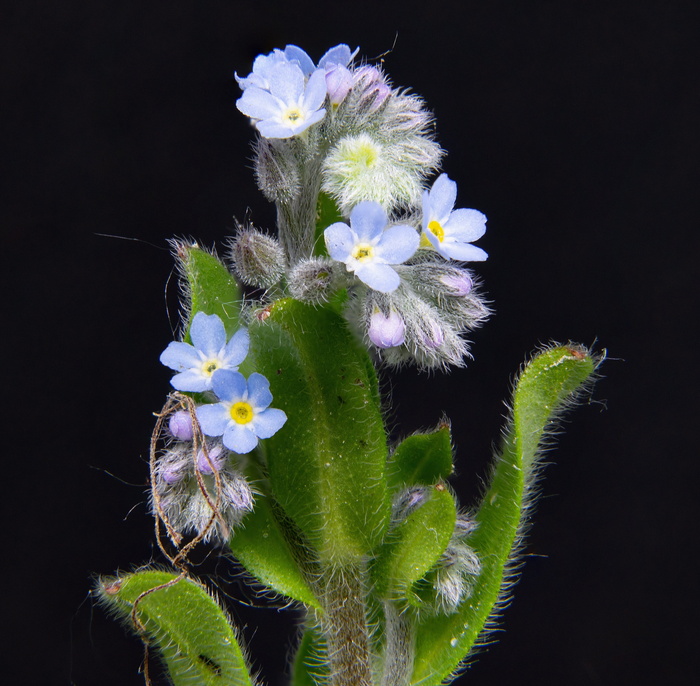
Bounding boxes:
155 312 286 542
233 44 491 370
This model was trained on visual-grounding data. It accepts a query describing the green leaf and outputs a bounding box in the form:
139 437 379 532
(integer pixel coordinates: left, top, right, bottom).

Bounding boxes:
230 490 321 610
97 570 253 686
389 425 454 490
249 298 390 564
411 344 598 685
174 243 243 340
291 626 328 686
371 485 456 602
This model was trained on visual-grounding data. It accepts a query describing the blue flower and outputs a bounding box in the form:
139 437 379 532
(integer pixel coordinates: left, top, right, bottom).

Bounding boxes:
160 312 249 392
422 174 488 262
196 370 287 454
324 201 419 293
236 61 327 139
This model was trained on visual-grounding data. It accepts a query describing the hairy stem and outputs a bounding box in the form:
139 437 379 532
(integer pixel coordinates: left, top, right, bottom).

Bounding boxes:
319 562 374 686
380 602 414 686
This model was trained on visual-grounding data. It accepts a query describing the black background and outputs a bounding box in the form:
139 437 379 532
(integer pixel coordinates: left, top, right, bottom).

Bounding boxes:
3 1 698 684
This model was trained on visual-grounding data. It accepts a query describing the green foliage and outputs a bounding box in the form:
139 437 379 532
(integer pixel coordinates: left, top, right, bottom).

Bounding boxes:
411 345 598 685
249 298 391 564
371 485 457 603
97 570 253 686
176 243 243 340
388 425 454 490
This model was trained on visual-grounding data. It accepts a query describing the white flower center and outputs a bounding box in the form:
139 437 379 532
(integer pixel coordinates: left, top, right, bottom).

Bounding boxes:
201 358 221 376
282 106 305 125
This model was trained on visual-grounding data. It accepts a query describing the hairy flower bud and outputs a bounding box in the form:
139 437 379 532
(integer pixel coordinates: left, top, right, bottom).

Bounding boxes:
229 227 286 289
368 305 405 348
253 137 301 203
168 410 194 441
287 257 339 303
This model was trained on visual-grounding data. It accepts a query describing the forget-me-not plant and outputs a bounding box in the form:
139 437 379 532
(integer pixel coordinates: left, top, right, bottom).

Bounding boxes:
98 42 601 686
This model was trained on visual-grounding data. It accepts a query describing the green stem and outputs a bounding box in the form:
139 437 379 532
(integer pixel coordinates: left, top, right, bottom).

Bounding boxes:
319 562 374 686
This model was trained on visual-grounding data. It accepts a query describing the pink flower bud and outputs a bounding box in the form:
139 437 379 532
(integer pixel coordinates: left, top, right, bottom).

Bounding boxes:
368 307 405 348
440 272 473 296
196 443 227 474
325 64 354 105
168 410 194 441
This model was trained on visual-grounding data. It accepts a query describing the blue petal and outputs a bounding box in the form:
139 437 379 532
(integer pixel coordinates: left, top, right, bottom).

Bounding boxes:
223 327 249 367
267 62 305 103
303 69 329 112
375 224 419 264
171 369 211 392
252 408 287 439
439 242 488 262
256 120 298 139
196 403 230 437
318 44 355 69
190 312 226 356
324 222 355 262
160 341 200 371
444 209 487 241
284 45 315 75
355 263 401 293
211 369 247 403
247 372 273 411
428 174 457 224
223 424 259 454
237 87 283 120
349 202 387 241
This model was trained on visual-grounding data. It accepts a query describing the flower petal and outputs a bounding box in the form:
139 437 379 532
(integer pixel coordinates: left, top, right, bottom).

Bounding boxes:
303 68 330 112
444 208 487 242
170 369 211 392
196 403 231 437
428 174 457 223
211 369 247 403
349 201 387 242
267 61 305 103
438 242 488 262
160 341 201 371
252 408 287 439
223 424 259 454
318 44 355 69
237 87 283 120
283 45 315 75
222 327 249 367
375 224 419 264
324 222 355 261
190 312 226 356
247 372 273 411
355 262 400 292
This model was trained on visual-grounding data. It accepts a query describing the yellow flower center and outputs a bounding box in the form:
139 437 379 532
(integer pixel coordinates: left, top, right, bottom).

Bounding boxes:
283 107 303 124
230 401 254 425
427 219 445 242
201 359 220 376
352 243 375 262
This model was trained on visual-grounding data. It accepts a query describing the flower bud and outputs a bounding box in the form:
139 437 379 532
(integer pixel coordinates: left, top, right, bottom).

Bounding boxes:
229 227 286 289
440 271 473 296
196 442 228 474
326 64 354 106
253 137 301 203
288 257 338 303
368 306 405 348
168 410 194 441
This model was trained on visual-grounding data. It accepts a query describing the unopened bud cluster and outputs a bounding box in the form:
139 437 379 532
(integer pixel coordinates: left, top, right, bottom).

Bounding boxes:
232 43 491 371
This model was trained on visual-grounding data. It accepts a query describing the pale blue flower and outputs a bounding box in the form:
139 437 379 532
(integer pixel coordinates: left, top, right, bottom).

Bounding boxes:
160 312 249 392
324 201 419 293
196 370 287 454
422 174 488 262
236 61 327 139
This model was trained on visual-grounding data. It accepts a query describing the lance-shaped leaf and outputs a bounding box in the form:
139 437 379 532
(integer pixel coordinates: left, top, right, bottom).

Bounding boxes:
97 570 253 686
388 424 454 490
411 344 599 685
371 484 456 602
230 490 321 609
172 242 243 340
249 298 390 564
291 626 329 686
